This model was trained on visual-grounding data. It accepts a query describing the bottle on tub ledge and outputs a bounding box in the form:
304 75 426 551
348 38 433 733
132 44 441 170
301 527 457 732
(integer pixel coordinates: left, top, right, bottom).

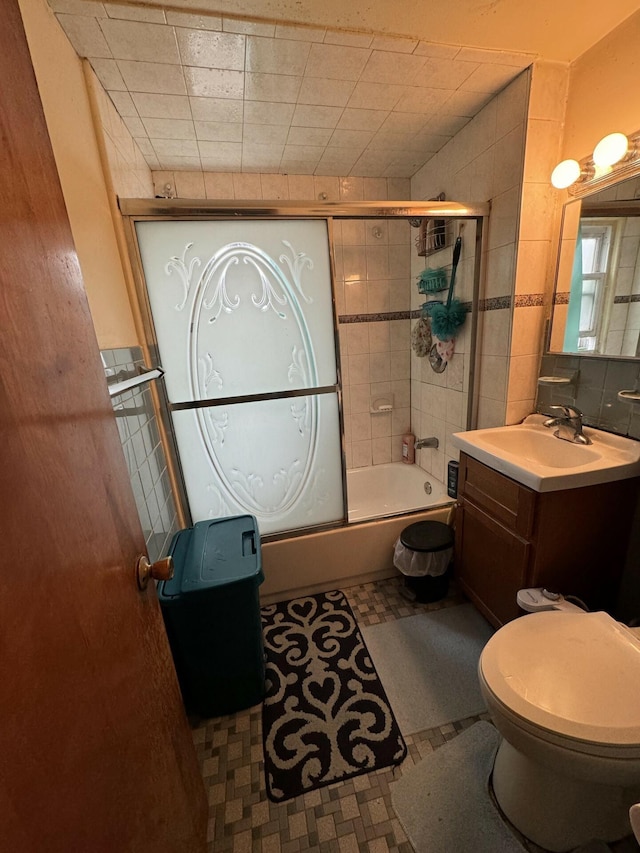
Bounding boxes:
402 432 415 464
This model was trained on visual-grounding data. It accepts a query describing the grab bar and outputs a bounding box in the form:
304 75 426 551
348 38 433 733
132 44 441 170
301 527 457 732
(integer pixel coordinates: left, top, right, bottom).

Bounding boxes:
108 366 164 398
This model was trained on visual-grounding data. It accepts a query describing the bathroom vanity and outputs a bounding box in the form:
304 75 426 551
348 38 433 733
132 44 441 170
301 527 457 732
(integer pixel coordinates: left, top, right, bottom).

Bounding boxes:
454 452 640 627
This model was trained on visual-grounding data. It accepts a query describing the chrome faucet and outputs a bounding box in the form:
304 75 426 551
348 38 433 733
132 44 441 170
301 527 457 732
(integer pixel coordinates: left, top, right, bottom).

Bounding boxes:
415 436 439 449
542 405 592 445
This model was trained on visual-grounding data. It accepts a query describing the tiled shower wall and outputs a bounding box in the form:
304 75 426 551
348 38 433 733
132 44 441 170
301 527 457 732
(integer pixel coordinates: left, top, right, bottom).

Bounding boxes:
102 347 181 562
411 61 570 482
151 170 414 468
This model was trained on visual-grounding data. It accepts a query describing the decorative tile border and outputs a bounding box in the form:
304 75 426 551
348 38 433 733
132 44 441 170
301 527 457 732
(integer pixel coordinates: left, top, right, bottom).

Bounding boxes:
554 292 570 305
339 311 412 323
614 293 640 304
338 294 545 325
514 293 545 308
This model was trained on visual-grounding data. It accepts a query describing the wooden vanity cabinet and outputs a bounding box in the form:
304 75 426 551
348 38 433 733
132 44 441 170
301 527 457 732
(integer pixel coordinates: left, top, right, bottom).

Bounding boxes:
454 452 640 628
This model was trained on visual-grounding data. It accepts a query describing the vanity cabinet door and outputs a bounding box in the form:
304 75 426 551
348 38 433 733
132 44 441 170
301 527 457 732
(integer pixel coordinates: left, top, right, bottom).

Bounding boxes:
455 501 530 627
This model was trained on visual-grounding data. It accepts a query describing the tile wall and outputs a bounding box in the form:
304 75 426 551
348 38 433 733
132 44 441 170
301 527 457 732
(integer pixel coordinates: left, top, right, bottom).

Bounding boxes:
410 61 570 480
88 63 154 198
103 347 181 561
151 170 415 468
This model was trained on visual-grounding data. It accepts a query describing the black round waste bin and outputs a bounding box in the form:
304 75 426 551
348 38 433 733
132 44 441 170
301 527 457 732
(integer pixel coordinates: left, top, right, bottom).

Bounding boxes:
394 520 454 603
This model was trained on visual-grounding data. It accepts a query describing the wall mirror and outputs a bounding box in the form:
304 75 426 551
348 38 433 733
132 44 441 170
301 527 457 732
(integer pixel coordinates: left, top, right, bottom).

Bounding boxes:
549 173 640 358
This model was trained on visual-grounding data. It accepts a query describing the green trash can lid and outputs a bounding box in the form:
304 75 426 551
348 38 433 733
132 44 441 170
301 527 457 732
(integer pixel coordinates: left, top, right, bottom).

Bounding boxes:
160 515 263 598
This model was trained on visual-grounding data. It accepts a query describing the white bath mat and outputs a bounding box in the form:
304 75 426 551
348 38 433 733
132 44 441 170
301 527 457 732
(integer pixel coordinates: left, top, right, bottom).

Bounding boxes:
391 721 524 853
361 602 493 734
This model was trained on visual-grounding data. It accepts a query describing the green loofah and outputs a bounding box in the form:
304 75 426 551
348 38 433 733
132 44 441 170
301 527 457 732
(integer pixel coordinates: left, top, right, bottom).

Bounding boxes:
429 298 468 341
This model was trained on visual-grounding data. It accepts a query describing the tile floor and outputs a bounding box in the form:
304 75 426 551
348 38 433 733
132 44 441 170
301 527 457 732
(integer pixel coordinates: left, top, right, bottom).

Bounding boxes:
190 576 640 853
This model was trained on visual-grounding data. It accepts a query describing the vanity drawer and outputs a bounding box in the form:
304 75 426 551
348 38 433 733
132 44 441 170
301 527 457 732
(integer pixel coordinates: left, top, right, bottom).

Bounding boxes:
459 453 535 539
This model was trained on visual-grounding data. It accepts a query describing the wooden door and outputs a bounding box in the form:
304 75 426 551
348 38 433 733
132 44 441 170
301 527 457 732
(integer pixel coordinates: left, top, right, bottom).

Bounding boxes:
0 3 207 851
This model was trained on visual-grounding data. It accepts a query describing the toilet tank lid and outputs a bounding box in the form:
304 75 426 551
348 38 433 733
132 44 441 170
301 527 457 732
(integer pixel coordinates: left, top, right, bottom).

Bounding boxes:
480 611 640 745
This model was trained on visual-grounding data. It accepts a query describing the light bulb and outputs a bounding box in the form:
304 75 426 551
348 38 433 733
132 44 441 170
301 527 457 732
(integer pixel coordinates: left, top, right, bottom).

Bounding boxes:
551 159 581 189
593 132 628 168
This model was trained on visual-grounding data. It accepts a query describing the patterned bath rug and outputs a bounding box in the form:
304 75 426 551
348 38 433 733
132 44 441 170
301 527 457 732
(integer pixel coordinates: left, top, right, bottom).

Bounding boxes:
261 590 407 802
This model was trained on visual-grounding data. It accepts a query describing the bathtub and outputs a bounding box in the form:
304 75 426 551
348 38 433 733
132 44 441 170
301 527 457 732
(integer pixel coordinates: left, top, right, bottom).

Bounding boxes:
261 463 455 603
347 462 449 523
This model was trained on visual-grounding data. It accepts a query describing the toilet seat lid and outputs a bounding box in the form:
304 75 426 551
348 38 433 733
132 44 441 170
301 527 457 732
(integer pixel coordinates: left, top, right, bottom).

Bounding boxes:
480 611 640 745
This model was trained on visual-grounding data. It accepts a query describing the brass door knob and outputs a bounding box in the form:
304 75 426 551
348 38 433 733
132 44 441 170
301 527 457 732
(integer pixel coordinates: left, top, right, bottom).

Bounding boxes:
136 555 174 590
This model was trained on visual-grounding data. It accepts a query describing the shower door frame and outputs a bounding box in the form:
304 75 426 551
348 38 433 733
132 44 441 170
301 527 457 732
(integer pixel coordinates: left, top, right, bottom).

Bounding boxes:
120 199 489 540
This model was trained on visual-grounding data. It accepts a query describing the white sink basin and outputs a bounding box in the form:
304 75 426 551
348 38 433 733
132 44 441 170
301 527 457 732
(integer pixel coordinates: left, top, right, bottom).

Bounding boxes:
452 415 640 492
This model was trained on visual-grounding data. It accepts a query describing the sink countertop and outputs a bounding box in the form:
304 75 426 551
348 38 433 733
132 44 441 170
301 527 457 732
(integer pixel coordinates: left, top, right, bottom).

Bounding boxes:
452 415 640 492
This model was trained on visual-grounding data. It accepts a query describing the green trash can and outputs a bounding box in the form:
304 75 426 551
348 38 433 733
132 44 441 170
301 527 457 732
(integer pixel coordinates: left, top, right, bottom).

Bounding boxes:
158 515 265 718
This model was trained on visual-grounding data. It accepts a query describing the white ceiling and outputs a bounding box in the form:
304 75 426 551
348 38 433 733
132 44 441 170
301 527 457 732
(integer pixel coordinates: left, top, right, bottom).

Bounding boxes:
48 0 640 178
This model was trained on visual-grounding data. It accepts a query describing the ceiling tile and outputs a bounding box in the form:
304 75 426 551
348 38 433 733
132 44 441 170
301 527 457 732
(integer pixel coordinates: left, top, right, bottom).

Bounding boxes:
411 129 453 151
281 159 322 175
414 42 460 59
222 18 275 37
421 57 479 89
184 67 244 99
379 112 428 133
304 43 371 81
243 123 289 144
199 140 242 160
370 35 418 54
244 101 295 125
337 108 388 132
245 72 302 103
194 120 243 141
132 92 191 119
286 126 333 146
360 51 427 86
460 63 523 93
99 19 180 64
296 77 355 107
90 57 126 90
316 150 360 173
134 137 156 156
49 0 106 16
283 143 324 160
323 31 373 49
108 89 137 116
190 96 244 122
152 138 199 157
104 3 166 23
394 86 451 113
457 47 533 67
245 35 311 75
241 142 284 170
122 115 146 136
328 128 372 149
143 117 196 139
175 30 245 70
56 14 112 58
200 150 242 169
443 88 493 116
157 155 202 170
117 60 186 95
369 130 419 151
291 104 342 128
275 23 325 42
346 82 404 111
165 11 222 31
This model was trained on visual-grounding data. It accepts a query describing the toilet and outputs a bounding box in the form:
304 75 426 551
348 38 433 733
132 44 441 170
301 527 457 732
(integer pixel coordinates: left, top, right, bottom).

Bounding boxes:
479 603 640 852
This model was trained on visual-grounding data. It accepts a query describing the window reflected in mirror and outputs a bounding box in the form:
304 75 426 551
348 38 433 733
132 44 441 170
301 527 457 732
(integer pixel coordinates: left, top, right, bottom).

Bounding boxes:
549 175 640 358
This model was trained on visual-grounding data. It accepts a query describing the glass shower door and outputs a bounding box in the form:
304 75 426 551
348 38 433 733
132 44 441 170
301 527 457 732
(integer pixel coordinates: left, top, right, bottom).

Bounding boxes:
135 218 344 535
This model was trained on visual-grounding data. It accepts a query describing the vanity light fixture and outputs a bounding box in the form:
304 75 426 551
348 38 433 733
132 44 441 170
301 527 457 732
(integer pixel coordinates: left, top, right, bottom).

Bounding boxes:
550 159 582 189
550 129 640 196
592 132 629 168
